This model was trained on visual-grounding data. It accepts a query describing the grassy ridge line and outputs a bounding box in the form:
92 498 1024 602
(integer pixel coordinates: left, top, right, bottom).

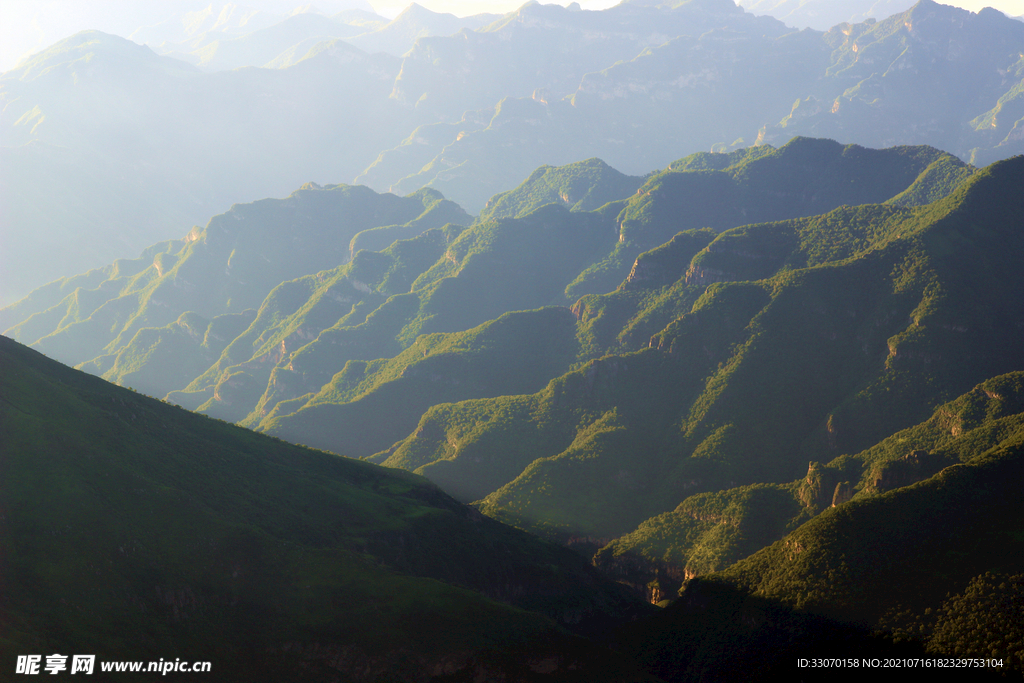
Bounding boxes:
477 157 646 223
182 204 616 428
168 222 471 419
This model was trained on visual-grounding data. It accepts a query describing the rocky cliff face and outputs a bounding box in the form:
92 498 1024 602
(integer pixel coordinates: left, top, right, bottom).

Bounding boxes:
592 548 687 605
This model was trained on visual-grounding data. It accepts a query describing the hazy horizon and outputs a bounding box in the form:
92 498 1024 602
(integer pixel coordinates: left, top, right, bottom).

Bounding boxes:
2 0 1022 74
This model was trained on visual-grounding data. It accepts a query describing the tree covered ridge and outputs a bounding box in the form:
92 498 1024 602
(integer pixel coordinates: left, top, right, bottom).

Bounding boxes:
398 154 1022 537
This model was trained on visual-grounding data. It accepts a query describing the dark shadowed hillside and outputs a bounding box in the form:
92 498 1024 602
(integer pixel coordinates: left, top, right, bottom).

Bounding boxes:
0 334 648 681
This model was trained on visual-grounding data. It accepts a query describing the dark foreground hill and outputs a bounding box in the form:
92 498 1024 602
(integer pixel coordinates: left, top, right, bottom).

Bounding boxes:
0 334 649 682
5 344 1023 681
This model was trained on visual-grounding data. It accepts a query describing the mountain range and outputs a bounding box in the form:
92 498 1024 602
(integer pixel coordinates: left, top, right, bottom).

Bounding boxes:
7 135 1023 645
737 0 918 30
4 0 1024 304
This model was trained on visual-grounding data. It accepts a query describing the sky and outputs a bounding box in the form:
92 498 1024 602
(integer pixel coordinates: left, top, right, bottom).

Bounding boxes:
1 0 1022 73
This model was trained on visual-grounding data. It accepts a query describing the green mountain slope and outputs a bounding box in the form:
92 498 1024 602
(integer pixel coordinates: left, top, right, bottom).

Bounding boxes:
259 306 580 460
716 379 1024 618
90 309 258 399
594 372 1024 598
253 141 962 462
571 373 1024 681
253 206 620 452
139 201 618 431
571 138 973 304
699 410 1024 672
168 221 472 419
380 155 1023 550
5 185 467 374
0 333 645 681
0 141 994 592
3 140 979 502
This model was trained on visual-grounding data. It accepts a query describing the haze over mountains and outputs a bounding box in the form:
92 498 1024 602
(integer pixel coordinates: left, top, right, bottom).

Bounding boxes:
4 0 1024 304
4 0 1024 679
737 0 918 29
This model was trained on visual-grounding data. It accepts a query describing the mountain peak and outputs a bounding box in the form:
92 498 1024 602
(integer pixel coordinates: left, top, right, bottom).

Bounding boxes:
397 2 438 18
6 30 199 82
